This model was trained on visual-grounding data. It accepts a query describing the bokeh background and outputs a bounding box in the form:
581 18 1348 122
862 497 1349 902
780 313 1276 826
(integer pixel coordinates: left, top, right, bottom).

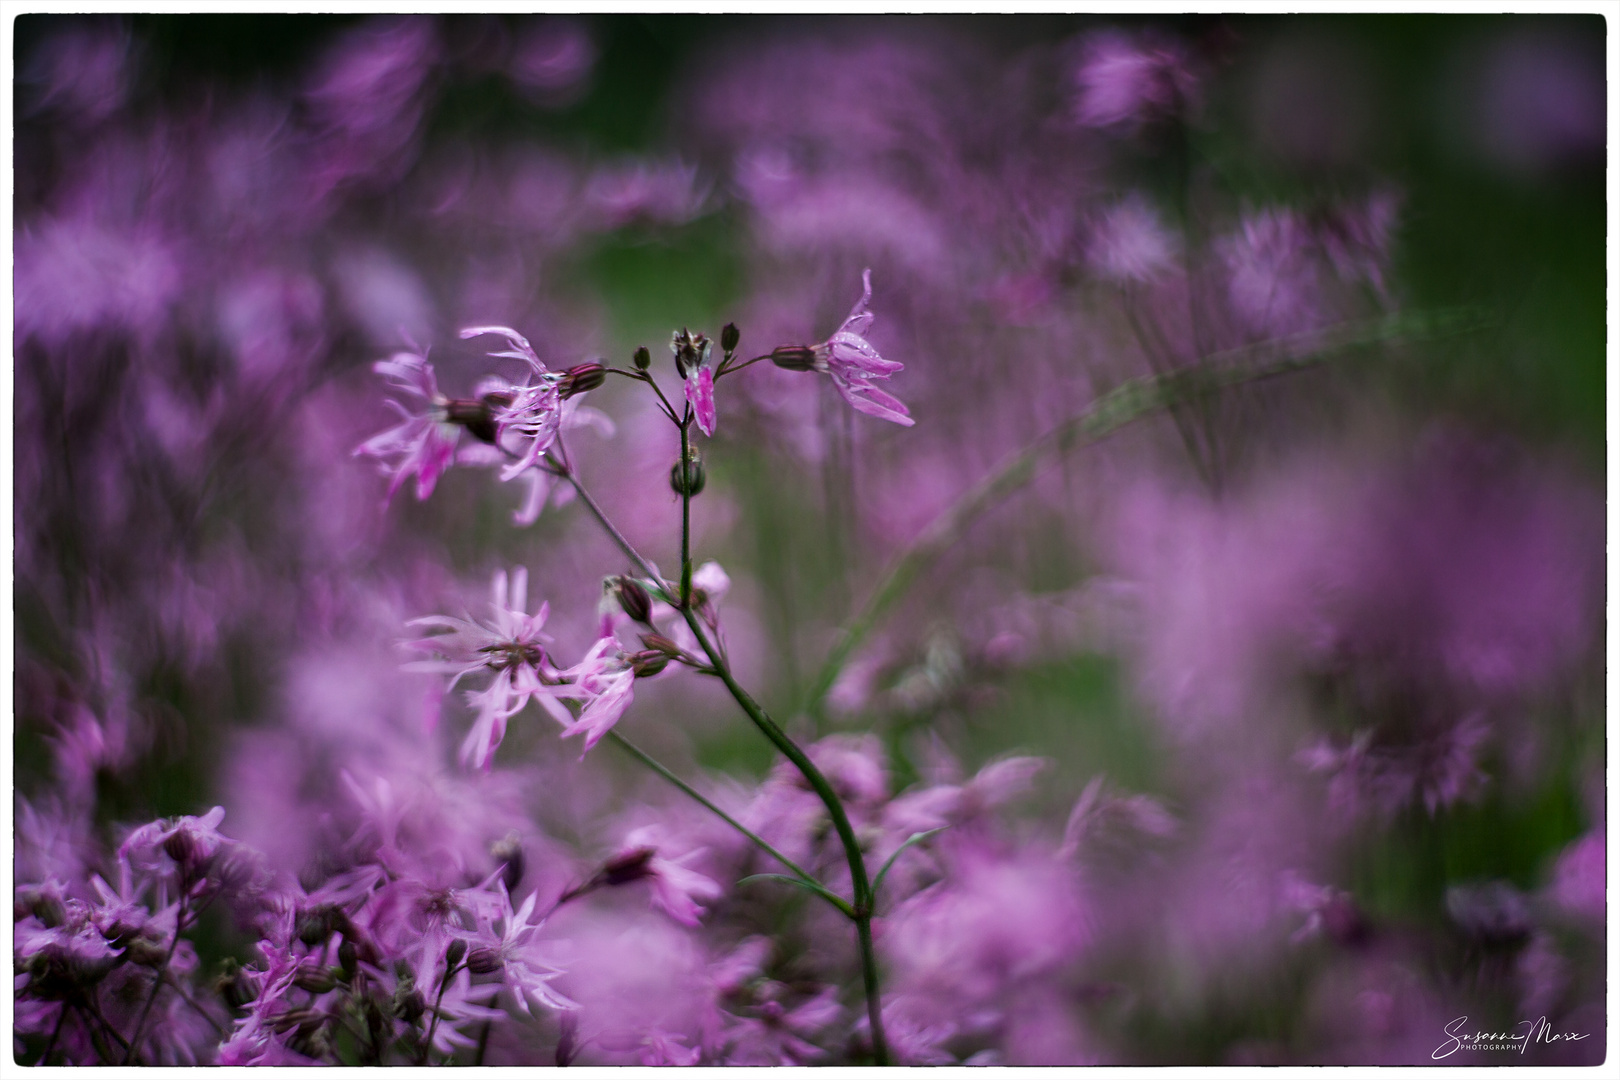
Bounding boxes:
12 13 1607 1065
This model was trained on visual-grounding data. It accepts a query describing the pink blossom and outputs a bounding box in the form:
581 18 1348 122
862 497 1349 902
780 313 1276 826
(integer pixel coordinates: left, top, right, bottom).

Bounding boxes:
672 328 718 436
453 887 576 1015
549 636 636 755
811 269 914 427
459 325 567 481
724 984 842 1064
1071 29 1198 130
406 567 557 771
354 349 460 501
690 366 717 436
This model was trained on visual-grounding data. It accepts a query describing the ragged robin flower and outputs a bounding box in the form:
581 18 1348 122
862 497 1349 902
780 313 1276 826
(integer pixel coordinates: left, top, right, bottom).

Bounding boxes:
772 269 913 427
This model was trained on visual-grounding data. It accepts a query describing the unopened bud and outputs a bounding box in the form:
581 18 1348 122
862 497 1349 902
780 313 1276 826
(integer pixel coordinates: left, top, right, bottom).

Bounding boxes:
560 362 606 399
445 938 468 972
293 963 338 995
771 345 818 372
633 345 651 372
399 987 427 1024
630 651 671 678
670 455 706 497
338 938 358 980
466 947 504 975
721 323 740 353
271 1007 320 1034
296 907 337 947
614 578 653 624
639 633 682 658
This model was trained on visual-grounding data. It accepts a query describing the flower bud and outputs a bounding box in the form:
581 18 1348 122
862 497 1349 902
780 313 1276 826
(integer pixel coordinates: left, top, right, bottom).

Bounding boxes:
559 362 606 399
445 938 468 971
614 578 653 624
630 651 671 678
721 322 740 353
293 963 338 994
398 987 427 1024
670 452 706 497
271 1007 320 1034
465 947 504 975
338 938 358 980
639 633 682 658
296 906 338 946
633 345 651 371
771 345 818 371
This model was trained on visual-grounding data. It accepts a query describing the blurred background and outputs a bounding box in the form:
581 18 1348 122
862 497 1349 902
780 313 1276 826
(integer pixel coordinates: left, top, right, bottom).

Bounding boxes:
12 13 1607 1065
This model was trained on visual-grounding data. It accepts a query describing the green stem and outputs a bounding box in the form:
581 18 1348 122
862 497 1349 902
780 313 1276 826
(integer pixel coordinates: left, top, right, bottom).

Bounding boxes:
802 308 1488 720
680 418 693 609
605 731 846 914
560 458 891 1064
420 959 462 1066
716 352 772 379
675 605 889 1064
856 914 888 1064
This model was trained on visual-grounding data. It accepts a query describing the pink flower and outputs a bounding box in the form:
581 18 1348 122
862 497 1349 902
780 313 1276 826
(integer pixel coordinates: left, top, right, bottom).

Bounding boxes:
453 887 575 1015
118 805 230 879
1071 29 1198 130
549 636 636 755
673 328 718 436
611 827 723 927
354 349 460 501
690 366 717 436
777 270 913 427
406 567 557 771
459 325 566 481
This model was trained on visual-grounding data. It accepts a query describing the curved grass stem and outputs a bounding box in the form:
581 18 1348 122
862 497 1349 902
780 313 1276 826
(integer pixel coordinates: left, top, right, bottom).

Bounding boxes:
801 307 1489 722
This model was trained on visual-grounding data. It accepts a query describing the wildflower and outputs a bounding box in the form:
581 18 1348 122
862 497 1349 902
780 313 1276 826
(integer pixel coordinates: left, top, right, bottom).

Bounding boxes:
549 636 637 755
460 326 567 481
452 887 575 1015
406 567 556 771
1087 195 1179 283
354 349 460 501
606 828 723 927
16 906 123 998
672 328 717 437
119 806 229 881
773 269 913 426
725 984 842 1064
1071 29 1198 130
